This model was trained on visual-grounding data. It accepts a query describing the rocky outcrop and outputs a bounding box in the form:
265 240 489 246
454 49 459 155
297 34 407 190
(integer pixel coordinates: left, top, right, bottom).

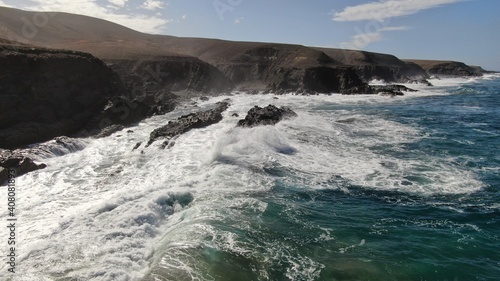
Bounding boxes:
78 96 168 138
0 136 88 184
0 150 46 185
147 101 230 148
371 85 418 96
403 60 485 77
0 46 123 149
237 105 297 127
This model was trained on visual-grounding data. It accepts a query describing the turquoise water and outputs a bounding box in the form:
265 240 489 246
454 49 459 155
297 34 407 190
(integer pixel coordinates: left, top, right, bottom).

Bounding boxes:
152 77 500 280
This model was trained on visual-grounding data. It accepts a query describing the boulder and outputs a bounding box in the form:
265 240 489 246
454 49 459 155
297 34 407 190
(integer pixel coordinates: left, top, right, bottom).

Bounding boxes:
237 105 297 128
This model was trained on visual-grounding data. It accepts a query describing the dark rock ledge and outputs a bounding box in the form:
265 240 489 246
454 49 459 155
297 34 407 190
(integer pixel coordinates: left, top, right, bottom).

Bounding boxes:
0 151 46 185
371 85 418 97
146 101 230 149
0 136 86 185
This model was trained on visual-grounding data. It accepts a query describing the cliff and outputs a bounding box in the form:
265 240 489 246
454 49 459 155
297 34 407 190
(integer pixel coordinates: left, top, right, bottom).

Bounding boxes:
0 46 123 148
315 48 429 82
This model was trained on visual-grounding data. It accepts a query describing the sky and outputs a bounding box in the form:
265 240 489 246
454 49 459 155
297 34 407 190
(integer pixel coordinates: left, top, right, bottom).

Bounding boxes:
1 0 499 70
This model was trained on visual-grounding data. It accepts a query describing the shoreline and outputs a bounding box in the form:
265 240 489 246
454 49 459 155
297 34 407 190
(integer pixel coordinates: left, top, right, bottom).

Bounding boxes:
2 74 496 185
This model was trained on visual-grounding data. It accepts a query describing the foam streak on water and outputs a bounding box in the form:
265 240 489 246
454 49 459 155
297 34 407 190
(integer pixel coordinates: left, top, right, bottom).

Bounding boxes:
1 74 500 280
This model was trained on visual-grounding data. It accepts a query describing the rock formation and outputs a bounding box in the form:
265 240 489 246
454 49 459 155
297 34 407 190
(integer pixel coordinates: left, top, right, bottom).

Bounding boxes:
147 101 230 148
0 136 89 184
237 105 298 127
371 85 418 96
0 150 46 185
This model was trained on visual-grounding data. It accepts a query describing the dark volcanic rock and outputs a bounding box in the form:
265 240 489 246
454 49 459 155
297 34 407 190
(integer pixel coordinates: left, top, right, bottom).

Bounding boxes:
0 150 46 185
378 91 404 97
302 67 373 94
0 136 88 183
0 46 123 149
147 102 230 148
405 79 433 86
371 84 418 96
78 96 164 138
93 124 126 138
314 48 429 83
105 57 233 100
237 105 297 128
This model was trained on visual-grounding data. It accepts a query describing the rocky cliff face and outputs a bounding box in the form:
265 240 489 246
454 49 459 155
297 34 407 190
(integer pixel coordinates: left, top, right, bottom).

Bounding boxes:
106 56 233 101
271 66 372 94
315 48 429 83
0 46 122 148
186 44 370 94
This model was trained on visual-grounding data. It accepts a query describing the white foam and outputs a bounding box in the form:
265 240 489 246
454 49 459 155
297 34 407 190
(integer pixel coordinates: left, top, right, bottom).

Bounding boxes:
0 89 490 279
369 79 388 86
425 74 498 88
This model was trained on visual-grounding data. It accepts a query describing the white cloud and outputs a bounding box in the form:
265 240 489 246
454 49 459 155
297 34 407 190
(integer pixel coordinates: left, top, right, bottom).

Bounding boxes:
234 17 243 24
333 0 464 22
181 14 186 20
380 26 409 31
21 0 169 34
108 0 128 8
338 25 409 49
142 0 164 11
332 0 462 49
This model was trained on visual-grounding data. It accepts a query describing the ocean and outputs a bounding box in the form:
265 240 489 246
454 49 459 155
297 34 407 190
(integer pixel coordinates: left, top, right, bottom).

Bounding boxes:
1 74 499 281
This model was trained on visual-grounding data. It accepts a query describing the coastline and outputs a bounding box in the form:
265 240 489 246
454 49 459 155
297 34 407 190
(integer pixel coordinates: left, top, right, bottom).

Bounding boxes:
1 75 499 280
0 6 494 182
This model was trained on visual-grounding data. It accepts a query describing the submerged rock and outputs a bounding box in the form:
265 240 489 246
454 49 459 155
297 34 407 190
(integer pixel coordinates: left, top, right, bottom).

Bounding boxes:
237 105 297 128
147 101 230 148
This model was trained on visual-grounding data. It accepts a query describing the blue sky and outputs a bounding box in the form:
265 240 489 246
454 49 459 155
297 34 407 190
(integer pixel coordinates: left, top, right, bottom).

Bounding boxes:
1 0 499 70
